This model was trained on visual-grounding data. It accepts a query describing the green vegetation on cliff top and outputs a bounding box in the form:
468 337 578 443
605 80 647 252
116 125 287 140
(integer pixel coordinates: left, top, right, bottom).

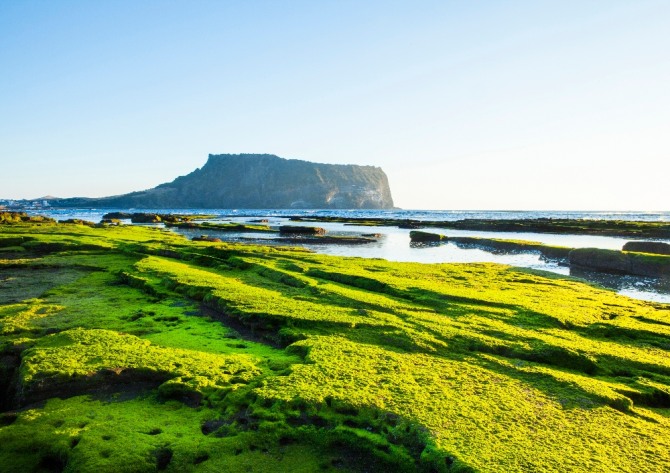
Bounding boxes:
1 221 669 472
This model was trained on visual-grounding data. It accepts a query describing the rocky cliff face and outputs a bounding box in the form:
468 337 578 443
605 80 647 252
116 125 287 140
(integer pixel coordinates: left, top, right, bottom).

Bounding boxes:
52 154 395 209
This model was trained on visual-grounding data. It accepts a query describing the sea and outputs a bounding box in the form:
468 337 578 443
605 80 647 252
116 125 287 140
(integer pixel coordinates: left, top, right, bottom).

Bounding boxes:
23 208 670 304
29 208 670 223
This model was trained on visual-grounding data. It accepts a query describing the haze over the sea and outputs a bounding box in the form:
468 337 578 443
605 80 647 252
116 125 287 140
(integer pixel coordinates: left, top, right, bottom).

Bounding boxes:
1 0 668 210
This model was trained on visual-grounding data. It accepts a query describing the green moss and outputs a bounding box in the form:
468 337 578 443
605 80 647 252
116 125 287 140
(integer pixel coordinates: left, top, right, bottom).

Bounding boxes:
20 328 262 402
0 395 345 472
1 221 670 472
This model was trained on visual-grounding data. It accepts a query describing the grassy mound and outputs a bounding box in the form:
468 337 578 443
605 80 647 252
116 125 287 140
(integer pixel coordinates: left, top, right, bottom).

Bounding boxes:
1 221 669 472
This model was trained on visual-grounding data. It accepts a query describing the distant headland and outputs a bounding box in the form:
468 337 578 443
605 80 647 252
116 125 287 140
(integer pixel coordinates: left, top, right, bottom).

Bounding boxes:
15 154 395 210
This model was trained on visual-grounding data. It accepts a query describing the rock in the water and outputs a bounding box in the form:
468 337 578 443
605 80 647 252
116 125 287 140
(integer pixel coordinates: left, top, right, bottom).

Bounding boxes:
279 225 326 235
569 247 670 277
622 241 670 256
58 219 95 226
192 235 222 243
130 213 162 224
102 212 133 220
49 154 395 209
398 220 423 229
409 231 447 242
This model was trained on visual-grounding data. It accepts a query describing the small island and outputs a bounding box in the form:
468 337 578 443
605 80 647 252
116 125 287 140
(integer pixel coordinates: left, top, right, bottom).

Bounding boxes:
43 154 395 210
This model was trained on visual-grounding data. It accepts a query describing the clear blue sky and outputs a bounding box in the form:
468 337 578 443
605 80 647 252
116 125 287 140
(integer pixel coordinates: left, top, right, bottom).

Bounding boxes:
1 0 669 210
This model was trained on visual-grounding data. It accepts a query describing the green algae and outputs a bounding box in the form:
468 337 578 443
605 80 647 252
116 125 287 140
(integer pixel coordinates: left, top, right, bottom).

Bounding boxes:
0 395 344 473
1 222 670 472
19 328 263 404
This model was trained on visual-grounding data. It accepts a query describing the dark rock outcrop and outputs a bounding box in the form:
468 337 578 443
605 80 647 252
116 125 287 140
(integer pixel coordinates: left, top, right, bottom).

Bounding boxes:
58 219 95 226
279 225 326 235
398 220 423 229
569 248 670 278
409 231 447 242
192 236 222 243
130 213 163 224
622 241 670 256
50 154 394 209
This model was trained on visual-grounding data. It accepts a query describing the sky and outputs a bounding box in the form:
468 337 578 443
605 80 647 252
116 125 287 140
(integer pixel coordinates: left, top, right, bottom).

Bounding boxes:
1 0 669 210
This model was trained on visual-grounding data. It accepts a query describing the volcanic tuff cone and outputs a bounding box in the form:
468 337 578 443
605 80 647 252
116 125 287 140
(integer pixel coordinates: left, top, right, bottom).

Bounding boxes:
49 154 395 209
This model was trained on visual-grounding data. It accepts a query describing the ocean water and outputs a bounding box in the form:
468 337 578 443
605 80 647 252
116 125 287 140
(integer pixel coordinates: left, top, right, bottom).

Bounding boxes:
25 208 670 223
23 208 670 303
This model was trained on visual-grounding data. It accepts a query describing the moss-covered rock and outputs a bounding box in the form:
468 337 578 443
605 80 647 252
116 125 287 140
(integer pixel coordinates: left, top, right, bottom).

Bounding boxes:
0 212 55 224
569 247 670 277
279 225 326 235
409 231 447 242
623 241 670 255
58 218 95 226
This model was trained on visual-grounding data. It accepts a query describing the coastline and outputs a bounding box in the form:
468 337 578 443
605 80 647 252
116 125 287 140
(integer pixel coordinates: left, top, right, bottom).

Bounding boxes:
13 209 670 304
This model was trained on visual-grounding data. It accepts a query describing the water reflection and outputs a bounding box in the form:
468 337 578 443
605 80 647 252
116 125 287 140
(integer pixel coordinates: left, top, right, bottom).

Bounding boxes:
569 268 670 304
409 241 446 249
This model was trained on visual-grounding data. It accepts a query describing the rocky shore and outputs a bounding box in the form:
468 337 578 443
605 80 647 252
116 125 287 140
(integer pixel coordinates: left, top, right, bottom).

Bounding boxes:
409 230 670 278
291 216 670 239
